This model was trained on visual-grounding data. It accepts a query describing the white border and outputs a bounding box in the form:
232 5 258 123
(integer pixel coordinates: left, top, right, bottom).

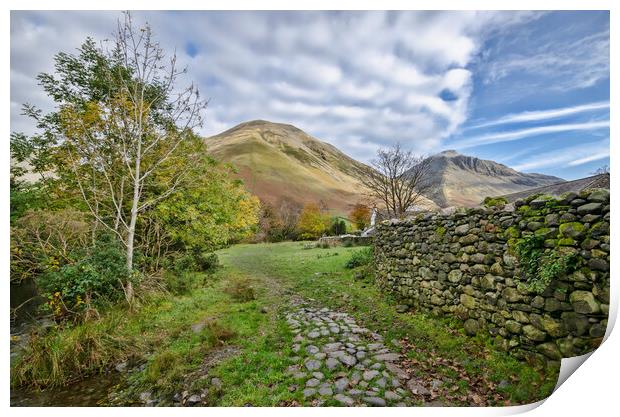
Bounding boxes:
3 2 616 417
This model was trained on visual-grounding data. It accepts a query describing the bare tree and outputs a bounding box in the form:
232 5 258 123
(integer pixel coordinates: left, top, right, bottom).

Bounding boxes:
360 143 432 218
58 13 207 301
277 197 303 238
591 164 610 175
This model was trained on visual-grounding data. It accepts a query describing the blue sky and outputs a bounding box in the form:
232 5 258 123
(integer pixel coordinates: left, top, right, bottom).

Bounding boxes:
10 11 609 180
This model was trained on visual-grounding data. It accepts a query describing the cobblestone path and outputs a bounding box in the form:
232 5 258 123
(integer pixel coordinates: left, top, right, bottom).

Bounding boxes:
284 300 414 406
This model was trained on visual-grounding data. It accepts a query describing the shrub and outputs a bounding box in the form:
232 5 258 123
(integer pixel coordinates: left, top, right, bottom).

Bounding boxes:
38 234 131 318
514 234 579 293
194 252 219 272
345 247 374 269
11 208 90 283
173 253 197 274
163 271 196 295
330 218 347 235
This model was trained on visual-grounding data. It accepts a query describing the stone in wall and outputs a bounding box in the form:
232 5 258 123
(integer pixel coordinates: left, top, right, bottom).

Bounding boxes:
374 189 610 366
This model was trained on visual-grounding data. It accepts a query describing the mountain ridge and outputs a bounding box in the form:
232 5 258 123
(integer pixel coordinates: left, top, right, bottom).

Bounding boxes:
205 120 564 212
419 150 564 207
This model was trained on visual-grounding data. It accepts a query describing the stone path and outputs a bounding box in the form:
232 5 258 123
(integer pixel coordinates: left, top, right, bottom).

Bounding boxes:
284 300 413 406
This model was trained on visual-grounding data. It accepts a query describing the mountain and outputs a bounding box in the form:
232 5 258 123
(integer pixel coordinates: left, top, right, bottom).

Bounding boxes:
205 121 563 213
419 150 565 208
204 120 379 214
500 173 609 203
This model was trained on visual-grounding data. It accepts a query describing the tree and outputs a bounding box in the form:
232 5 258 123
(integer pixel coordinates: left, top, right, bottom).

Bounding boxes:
591 164 610 175
256 197 302 242
360 143 432 218
11 13 207 288
297 203 330 240
152 141 260 255
330 218 347 235
276 197 303 240
349 203 371 230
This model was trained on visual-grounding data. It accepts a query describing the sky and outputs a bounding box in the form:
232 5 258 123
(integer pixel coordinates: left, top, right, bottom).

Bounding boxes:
10 11 610 180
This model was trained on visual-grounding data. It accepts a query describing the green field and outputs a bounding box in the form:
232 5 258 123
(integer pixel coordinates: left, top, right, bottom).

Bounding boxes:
12 242 559 406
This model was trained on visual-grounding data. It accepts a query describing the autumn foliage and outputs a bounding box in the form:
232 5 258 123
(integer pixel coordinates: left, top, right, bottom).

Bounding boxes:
297 203 330 240
349 203 371 230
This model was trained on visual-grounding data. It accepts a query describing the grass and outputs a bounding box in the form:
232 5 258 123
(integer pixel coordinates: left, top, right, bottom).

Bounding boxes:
12 241 559 406
208 242 559 406
11 271 263 394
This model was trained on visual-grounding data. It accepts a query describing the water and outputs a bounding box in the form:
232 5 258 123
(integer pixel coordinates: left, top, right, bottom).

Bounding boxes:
10 278 44 330
10 373 122 407
10 279 124 407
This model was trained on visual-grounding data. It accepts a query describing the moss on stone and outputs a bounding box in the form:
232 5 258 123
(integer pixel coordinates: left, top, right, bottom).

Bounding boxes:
559 222 585 238
534 227 555 238
517 205 531 213
483 196 508 207
435 226 446 238
524 193 544 203
504 226 520 240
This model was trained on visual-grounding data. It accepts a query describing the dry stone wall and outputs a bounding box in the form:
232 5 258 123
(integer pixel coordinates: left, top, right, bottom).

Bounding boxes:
374 189 610 366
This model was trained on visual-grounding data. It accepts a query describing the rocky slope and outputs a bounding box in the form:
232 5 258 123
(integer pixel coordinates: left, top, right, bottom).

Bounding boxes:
419 150 564 208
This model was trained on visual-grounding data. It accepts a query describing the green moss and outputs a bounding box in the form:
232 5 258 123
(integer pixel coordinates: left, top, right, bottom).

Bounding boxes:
483 196 508 207
507 238 520 252
544 239 557 248
534 228 556 239
557 238 576 246
517 205 544 217
504 226 520 239
435 226 447 238
524 193 554 205
559 222 585 238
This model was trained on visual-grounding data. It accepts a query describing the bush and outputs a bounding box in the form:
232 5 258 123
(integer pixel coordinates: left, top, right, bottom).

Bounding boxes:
345 247 374 269
330 218 347 235
194 252 219 272
173 251 219 274
38 234 130 319
164 271 195 295
173 253 197 273
11 208 90 283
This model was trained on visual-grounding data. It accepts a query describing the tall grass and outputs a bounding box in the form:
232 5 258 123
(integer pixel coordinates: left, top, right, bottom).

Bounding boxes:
11 310 143 388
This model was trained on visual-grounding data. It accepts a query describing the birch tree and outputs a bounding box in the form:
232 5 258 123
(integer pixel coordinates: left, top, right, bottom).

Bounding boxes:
12 13 207 303
62 13 206 277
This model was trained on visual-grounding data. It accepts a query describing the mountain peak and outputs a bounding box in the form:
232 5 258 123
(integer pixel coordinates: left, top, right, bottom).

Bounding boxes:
437 149 461 157
420 150 564 207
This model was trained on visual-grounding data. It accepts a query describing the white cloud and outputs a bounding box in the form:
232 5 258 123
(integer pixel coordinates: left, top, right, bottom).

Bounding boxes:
469 101 609 129
10 10 601 164
511 139 609 171
482 27 609 91
567 150 610 167
454 120 610 149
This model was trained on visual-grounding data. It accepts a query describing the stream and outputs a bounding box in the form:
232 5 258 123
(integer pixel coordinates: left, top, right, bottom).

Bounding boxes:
10 279 123 407
10 374 122 407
